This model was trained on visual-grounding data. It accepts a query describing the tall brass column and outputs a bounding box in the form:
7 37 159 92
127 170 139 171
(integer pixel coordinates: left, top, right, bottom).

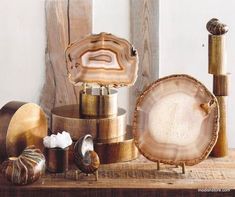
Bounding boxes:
207 18 229 157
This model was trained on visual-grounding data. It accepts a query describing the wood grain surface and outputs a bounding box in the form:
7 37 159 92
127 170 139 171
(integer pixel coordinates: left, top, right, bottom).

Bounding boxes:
129 0 159 122
39 0 92 127
0 149 235 196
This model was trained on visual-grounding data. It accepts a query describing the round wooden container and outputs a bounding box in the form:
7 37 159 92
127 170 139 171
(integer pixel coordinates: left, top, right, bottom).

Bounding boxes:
51 105 126 140
94 126 138 164
80 88 117 117
0 101 48 162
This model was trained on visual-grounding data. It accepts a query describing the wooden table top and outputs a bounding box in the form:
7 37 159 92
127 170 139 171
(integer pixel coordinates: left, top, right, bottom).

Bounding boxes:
1 149 235 196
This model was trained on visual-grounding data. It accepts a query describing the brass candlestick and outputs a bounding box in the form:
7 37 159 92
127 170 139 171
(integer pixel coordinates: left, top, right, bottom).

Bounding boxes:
207 18 229 157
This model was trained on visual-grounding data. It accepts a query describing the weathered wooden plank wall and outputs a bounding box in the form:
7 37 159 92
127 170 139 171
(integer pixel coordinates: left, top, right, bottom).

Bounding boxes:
129 0 159 121
40 0 92 127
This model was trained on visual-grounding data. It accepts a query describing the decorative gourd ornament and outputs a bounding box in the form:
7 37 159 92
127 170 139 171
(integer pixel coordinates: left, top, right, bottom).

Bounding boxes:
0 145 45 185
74 135 100 180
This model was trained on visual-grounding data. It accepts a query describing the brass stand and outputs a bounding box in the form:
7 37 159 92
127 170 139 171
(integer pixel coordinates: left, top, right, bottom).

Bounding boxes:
75 170 98 181
157 161 186 174
79 87 118 117
181 163 186 174
157 161 160 170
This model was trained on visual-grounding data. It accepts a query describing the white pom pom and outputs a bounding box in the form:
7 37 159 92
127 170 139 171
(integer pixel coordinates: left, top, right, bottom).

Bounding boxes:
49 135 57 148
55 133 66 149
43 131 73 149
43 136 50 147
62 131 72 146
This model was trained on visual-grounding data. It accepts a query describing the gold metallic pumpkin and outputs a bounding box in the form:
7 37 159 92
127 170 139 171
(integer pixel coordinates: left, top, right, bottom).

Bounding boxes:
0 145 45 185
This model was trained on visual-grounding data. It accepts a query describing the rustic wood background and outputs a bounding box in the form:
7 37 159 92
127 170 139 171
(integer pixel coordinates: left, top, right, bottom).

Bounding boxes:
39 0 92 127
40 0 160 125
129 0 160 122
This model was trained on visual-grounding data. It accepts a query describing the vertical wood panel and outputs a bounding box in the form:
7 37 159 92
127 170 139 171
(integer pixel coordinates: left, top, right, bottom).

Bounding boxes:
130 0 159 121
39 0 92 127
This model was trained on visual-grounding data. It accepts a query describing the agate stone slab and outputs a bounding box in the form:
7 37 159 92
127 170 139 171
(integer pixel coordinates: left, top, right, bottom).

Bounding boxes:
133 74 219 166
65 32 138 87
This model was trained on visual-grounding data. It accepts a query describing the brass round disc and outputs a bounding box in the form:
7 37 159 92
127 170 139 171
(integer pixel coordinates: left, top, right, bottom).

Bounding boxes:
0 101 48 161
51 105 126 140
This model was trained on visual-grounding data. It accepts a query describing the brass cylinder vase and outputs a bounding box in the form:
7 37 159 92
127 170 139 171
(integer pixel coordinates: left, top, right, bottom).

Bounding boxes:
208 35 227 75
45 147 69 173
80 88 118 117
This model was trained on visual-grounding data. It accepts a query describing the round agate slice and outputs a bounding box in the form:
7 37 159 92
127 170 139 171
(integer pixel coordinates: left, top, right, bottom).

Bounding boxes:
133 74 219 166
65 32 138 87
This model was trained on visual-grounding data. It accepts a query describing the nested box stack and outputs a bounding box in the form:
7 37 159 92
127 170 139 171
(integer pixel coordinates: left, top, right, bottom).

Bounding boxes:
51 87 138 164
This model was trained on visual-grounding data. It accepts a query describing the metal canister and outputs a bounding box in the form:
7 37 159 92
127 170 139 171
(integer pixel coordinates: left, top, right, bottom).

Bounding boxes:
45 147 69 173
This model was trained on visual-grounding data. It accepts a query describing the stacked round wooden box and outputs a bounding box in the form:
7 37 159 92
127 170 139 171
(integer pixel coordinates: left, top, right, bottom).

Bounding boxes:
51 87 138 164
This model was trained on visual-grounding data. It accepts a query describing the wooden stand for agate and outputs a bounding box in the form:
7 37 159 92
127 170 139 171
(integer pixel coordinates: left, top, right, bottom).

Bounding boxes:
156 161 186 174
206 18 229 157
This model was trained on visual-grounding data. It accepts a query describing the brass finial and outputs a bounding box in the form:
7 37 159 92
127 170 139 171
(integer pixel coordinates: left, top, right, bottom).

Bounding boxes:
206 18 228 35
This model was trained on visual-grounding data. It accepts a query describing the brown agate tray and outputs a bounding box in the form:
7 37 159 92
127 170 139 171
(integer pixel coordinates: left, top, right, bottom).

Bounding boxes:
133 74 219 166
65 32 138 87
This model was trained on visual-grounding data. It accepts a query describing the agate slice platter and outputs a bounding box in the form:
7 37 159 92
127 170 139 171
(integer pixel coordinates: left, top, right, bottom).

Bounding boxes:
65 32 138 86
133 75 219 166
